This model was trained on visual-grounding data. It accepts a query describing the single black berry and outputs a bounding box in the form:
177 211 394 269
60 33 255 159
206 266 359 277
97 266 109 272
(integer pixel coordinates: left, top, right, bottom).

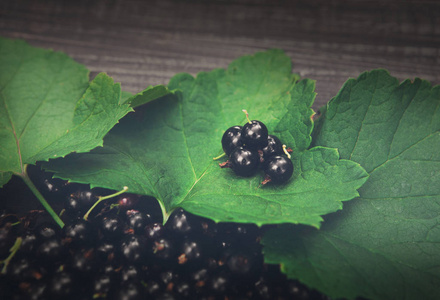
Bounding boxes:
98 214 125 240
35 222 60 240
261 135 283 160
119 235 146 264
221 126 243 156
63 219 96 247
264 155 294 184
118 195 140 211
48 271 77 298
228 147 260 177
145 223 164 240
126 210 151 235
242 120 268 150
67 248 97 273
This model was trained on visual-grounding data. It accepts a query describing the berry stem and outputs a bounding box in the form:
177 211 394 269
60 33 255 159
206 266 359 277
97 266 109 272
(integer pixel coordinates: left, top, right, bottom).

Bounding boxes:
282 145 291 159
0 237 22 274
218 161 230 168
19 165 65 228
261 174 272 185
213 152 226 160
83 186 128 220
242 109 251 124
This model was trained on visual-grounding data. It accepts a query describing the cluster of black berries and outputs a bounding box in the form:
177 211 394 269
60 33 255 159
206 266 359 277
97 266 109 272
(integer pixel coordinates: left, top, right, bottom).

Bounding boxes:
219 110 294 185
0 165 328 300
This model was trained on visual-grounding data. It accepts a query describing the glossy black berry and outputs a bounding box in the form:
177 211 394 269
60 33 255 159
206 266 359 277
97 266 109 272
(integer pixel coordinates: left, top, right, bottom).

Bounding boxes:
145 223 164 240
0 224 14 259
242 120 268 150
68 248 97 273
48 271 77 298
264 155 294 184
179 239 202 262
64 189 96 217
119 235 146 263
63 219 96 247
126 210 151 235
261 135 283 160
20 231 38 256
35 222 60 240
228 147 260 177
221 126 243 156
150 237 174 261
36 238 65 262
95 241 117 263
112 280 145 300
93 274 112 296
98 214 125 240
118 195 140 210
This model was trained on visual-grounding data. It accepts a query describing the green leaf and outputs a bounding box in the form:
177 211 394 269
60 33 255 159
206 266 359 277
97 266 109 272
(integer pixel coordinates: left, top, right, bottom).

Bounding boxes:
44 50 368 226
123 85 172 108
263 69 440 299
120 90 133 104
0 37 133 179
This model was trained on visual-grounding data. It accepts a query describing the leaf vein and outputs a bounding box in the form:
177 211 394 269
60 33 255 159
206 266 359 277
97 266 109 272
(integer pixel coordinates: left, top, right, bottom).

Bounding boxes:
349 73 378 160
19 57 69 140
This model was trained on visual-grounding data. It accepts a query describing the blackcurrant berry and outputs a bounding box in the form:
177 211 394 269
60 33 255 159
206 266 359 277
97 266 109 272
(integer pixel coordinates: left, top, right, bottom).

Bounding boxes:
36 238 65 262
261 135 283 160
68 248 97 273
264 155 294 184
145 223 164 240
95 241 117 264
93 274 112 296
111 280 145 300
228 147 260 177
126 210 151 235
63 219 96 247
48 271 77 298
98 214 125 240
118 195 140 211
150 237 174 261
166 208 203 237
119 235 146 264
242 120 268 150
35 222 60 241
20 231 38 256
179 239 202 262
209 273 229 293
221 126 243 156
0 224 15 259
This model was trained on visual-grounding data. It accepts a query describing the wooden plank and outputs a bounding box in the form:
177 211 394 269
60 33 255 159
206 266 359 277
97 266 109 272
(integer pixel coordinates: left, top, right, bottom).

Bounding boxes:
1 0 439 109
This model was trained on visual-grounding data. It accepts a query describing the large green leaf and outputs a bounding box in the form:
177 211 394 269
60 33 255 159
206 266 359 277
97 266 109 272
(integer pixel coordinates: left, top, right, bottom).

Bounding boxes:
45 50 368 226
263 70 440 299
0 37 166 188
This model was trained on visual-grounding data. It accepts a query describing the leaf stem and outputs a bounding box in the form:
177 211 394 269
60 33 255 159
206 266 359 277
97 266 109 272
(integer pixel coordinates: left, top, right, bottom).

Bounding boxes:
83 186 128 220
19 165 65 228
158 200 170 225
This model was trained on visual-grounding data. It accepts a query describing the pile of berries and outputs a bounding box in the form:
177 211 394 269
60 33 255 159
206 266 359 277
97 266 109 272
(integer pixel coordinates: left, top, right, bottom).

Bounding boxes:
219 110 294 185
0 165 328 299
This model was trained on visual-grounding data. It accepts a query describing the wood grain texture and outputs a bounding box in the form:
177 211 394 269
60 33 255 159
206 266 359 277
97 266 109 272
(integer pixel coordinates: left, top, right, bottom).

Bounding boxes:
1 0 439 109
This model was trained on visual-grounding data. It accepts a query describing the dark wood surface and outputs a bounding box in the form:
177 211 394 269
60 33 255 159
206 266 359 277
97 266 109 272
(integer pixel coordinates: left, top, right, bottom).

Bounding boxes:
1 0 439 109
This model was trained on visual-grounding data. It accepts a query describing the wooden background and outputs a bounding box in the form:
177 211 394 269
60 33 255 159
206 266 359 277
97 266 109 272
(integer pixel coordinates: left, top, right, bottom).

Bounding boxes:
1 0 439 109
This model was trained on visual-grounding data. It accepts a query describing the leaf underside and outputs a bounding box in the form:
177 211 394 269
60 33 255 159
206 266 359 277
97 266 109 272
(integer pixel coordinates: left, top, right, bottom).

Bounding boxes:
45 50 368 227
263 69 440 299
